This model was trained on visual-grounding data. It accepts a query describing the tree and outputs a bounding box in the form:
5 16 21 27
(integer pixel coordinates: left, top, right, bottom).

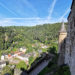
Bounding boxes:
48 46 57 54
16 61 27 70
1 66 13 75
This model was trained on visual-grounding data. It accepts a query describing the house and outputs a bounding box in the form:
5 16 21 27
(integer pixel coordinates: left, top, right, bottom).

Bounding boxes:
16 53 29 64
40 44 48 49
0 61 6 68
1 55 5 60
19 47 27 53
38 49 42 54
32 44 35 47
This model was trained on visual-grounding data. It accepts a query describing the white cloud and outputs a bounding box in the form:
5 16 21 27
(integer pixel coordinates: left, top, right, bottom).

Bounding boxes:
34 0 58 25
0 0 70 26
58 7 70 22
22 0 38 15
0 0 38 17
0 2 17 16
15 0 38 17
0 17 68 26
47 0 57 20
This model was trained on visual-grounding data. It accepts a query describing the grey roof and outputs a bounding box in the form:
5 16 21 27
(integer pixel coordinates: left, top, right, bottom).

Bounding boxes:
0 61 6 65
19 53 26 57
59 22 66 33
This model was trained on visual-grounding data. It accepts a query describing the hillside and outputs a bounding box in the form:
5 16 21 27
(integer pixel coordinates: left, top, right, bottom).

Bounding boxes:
0 23 67 50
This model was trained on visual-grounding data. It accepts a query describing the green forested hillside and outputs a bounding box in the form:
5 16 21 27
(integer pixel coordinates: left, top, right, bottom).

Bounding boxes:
0 23 67 50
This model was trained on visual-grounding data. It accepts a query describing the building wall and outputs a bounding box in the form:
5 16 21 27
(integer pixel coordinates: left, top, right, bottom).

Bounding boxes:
58 1 75 75
64 0 75 75
58 32 67 53
0 63 6 68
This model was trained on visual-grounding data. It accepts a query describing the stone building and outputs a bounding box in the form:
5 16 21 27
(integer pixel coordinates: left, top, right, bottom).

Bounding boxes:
58 22 67 65
64 0 75 75
59 0 75 75
0 61 6 72
14 68 22 75
58 22 67 53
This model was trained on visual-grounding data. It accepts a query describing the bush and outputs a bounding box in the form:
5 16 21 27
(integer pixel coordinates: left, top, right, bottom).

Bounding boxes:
1 66 13 75
16 61 27 70
48 46 57 54
54 65 71 75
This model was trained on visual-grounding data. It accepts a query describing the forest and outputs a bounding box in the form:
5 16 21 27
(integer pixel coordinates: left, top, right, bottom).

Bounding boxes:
0 23 67 50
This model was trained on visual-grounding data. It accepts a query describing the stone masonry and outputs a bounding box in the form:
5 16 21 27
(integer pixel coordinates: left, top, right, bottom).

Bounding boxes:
59 0 75 75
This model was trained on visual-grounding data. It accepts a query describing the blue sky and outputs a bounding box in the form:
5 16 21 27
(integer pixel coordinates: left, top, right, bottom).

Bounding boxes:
0 0 72 26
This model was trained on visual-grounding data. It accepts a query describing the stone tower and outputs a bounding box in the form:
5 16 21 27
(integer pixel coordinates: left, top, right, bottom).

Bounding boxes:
58 21 67 53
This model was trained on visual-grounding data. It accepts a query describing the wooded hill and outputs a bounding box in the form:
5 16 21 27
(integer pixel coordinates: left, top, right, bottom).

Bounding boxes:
0 23 67 50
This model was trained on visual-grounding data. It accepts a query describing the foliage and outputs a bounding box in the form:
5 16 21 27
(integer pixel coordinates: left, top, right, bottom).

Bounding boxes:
48 46 57 54
16 61 27 70
29 56 34 65
0 51 2 59
0 23 63 50
1 66 13 75
54 65 71 75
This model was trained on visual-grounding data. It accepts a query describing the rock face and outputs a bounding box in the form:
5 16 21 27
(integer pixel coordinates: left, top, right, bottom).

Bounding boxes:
59 0 75 75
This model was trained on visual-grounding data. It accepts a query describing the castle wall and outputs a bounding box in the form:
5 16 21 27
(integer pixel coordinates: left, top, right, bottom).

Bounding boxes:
58 32 67 53
58 39 66 65
64 0 75 75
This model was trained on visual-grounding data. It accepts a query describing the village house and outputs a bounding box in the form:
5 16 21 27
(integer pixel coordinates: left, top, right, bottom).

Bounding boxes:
17 53 29 64
0 61 6 71
0 55 6 71
40 44 48 49
19 47 27 53
2 50 30 65
1 55 5 61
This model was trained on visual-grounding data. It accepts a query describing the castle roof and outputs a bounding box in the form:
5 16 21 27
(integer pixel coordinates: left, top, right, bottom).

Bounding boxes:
59 22 66 33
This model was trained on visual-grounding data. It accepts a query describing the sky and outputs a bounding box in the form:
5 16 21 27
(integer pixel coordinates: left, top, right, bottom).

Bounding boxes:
0 0 72 26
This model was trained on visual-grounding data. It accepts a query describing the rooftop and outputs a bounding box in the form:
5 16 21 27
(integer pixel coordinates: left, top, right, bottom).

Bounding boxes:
0 61 6 65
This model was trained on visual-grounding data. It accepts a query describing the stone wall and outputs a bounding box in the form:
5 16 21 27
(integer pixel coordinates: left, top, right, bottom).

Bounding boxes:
58 38 66 65
58 32 67 53
64 0 75 75
14 68 22 75
58 0 75 75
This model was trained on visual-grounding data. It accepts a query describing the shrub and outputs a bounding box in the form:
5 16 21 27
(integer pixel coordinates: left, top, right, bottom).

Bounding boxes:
54 65 71 75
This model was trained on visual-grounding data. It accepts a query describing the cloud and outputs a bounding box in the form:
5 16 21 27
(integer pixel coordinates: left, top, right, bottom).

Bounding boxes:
0 0 38 17
58 7 70 22
0 2 17 16
0 0 59 26
0 18 45 26
0 0 70 26
5 17 45 20
47 0 57 20
22 0 38 15
37 0 57 24
0 17 59 26
14 0 38 17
